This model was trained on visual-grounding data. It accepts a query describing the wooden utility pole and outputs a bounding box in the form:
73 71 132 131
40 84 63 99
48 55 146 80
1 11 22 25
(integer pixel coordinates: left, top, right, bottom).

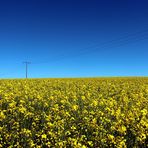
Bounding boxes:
23 62 31 78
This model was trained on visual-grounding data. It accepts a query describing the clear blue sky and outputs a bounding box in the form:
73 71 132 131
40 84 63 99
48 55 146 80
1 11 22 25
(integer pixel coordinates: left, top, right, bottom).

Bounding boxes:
0 0 148 78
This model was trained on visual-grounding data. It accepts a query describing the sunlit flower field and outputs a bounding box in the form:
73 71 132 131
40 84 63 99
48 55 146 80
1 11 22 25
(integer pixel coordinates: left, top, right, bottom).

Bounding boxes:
0 78 148 147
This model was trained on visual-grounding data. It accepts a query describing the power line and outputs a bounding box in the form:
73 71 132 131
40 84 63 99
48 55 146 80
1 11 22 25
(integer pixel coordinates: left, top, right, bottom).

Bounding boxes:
1 28 148 78
32 28 148 65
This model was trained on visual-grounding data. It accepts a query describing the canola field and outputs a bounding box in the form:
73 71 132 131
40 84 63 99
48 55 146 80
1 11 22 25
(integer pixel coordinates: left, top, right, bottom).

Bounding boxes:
0 78 148 148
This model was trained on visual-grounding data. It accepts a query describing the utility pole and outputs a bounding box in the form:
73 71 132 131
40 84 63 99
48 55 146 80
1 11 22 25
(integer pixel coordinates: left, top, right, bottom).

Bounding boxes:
23 61 31 78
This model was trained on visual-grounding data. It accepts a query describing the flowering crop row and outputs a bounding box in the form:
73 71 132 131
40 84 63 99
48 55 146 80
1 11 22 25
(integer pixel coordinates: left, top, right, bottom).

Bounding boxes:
0 78 148 147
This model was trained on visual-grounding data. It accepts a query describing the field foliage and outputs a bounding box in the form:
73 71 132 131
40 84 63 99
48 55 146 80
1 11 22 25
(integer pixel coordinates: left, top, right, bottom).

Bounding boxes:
0 78 148 147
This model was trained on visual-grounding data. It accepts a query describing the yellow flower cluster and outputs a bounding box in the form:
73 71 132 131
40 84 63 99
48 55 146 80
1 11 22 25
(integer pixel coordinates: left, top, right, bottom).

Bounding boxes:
0 78 148 147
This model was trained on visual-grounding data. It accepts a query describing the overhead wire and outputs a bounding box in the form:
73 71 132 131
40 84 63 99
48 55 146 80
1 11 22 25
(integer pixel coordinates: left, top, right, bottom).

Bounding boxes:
32 28 148 65
1 28 148 78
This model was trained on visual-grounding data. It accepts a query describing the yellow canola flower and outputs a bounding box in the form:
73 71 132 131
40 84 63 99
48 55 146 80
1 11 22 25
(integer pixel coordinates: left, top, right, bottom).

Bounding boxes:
0 112 6 121
41 134 47 139
81 96 86 100
92 100 98 107
108 134 114 141
118 125 126 134
0 78 148 147
9 101 16 108
141 109 147 116
72 105 78 111
18 106 26 113
82 145 87 148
